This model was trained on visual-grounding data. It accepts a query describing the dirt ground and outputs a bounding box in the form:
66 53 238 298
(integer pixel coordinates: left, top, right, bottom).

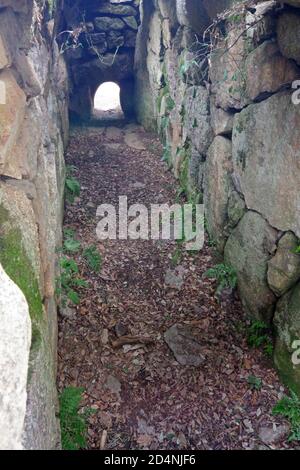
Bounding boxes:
57 121 295 450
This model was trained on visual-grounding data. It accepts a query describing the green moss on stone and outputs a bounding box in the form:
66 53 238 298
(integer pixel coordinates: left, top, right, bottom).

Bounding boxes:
0 225 43 322
0 205 9 225
275 340 300 397
234 109 251 134
179 152 189 195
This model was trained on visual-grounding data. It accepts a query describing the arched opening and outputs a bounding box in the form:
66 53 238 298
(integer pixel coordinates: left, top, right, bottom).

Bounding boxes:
93 82 124 119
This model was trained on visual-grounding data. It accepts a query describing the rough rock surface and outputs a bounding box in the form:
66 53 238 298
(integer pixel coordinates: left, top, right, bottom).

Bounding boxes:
0 0 68 449
210 24 249 110
0 70 26 178
268 232 300 297
204 136 233 252
224 211 278 322
245 40 300 101
232 92 300 237
164 324 206 366
259 424 290 445
277 12 300 65
274 282 300 395
0 264 31 450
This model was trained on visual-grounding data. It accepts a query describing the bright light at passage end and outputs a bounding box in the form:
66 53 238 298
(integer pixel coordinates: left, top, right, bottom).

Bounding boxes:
94 82 121 111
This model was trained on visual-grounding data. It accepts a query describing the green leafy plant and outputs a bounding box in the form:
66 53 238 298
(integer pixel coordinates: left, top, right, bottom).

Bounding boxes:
157 85 170 113
65 166 80 204
59 387 91 450
83 245 102 272
179 57 198 81
247 320 274 357
273 390 300 442
47 0 56 17
171 246 182 267
192 118 198 129
63 228 81 253
57 256 88 305
294 244 300 254
247 375 262 391
162 144 172 169
161 115 170 131
165 95 175 113
203 263 237 295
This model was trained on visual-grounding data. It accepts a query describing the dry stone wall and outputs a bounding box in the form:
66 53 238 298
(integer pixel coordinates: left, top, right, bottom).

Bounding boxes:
0 0 68 449
135 0 300 394
60 0 141 120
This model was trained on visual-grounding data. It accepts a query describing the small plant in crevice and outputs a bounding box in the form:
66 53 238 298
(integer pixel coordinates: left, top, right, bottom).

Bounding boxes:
63 228 81 254
59 387 92 450
162 144 172 169
171 245 182 267
247 320 274 358
293 242 300 254
273 390 300 442
65 166 81 204
247 375 262 391
192 118 198 129
56 256 88 306
178 41 209 86
203 263 237 296
83 245 102 272
179 56 199 81
56 228 103 306
206 231 217 249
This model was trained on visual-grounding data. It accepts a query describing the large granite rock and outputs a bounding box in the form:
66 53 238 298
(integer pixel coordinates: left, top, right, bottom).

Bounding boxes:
204 136 233 252
245 40 300 101
268 232 300 297
232 92 300 237
210 21 249 111
226 189 246 230
210 98 234 136
277 12 300 65
0 0 68 449
0 264 31 450
224 211 278 323
182 85 213 155
0 34 9 69
176 0 239 34
134 0 156 129
94 17 126 32
0 182 59 450
0 70 26 179
0 6 21 67
274 282 300 395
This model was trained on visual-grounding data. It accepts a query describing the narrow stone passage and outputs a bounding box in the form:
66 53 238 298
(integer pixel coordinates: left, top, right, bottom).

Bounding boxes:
58 123 294 450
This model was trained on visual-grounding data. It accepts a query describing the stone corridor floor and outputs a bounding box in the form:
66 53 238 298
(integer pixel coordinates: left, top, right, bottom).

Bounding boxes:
57 122 296 450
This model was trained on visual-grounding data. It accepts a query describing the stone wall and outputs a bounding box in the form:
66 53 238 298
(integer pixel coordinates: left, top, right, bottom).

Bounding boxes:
135 0 300 394
0 0 68 449
60 0 141 120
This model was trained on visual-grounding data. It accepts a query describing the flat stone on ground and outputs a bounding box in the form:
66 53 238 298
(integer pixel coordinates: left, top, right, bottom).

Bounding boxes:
124 131 146 150
164 324 206 367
